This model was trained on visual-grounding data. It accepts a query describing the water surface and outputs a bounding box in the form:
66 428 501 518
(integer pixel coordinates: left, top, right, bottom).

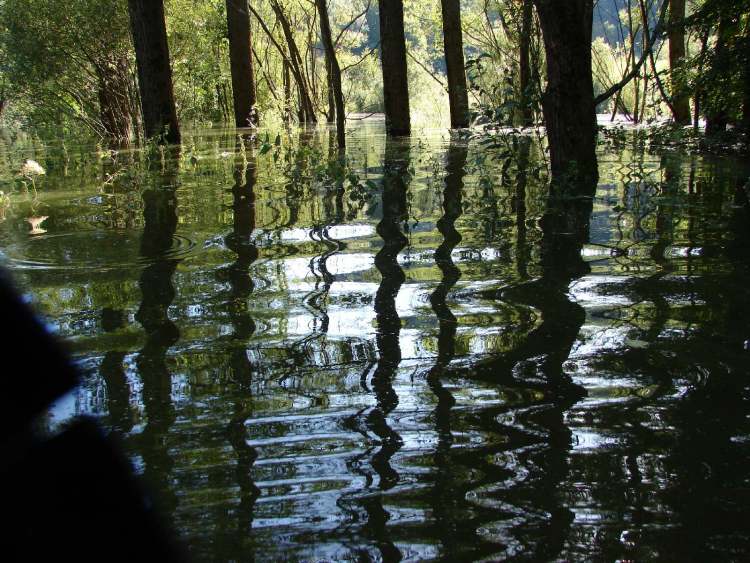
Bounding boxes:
1 124 749 561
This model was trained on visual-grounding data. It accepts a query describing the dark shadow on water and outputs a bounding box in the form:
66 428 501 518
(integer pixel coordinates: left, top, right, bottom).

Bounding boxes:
360 137 412 562
218 139 262 557
132 149 181 523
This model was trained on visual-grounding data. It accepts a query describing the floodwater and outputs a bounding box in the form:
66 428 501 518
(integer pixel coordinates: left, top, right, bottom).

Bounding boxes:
1 123 750 561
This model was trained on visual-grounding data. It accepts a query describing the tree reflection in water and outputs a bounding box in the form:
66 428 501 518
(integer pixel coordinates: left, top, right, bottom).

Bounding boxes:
134 149 181 523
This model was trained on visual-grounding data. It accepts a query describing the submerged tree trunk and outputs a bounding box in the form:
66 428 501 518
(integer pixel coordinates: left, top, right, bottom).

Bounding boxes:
533 0 598 185
440 0 470 128
519 0 534 126
316 0 346 148
669 0 691 125
127 0 180 144
378 0 411 136
226 0 258 128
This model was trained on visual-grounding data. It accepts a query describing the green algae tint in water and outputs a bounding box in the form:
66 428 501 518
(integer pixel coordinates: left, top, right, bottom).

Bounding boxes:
1 125 750 561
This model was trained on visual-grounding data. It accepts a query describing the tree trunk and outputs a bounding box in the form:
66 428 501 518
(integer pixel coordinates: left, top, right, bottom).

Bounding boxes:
283 60 292 124
316 0 346 148
440 0 470 128
378 0 411 136
706 14 732 135
742 19 750 131
326 58 336 124
98 56 135 144
226 0 258 128
127 0 180 144
519 0 534 126
669 0 691 125
532 0 598 185
270 0 317 123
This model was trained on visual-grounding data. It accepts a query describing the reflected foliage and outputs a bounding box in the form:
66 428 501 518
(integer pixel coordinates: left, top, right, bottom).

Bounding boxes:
1 125 750 560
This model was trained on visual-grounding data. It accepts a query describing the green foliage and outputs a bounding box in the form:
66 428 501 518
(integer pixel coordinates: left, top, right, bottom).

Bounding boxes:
0 0 747 138
0 0 135 137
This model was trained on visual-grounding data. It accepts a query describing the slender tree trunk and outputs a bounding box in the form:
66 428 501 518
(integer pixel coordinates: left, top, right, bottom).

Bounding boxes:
378 0 411 136
706 15 732 135
669 0 691 125
98 56 135 144
127 0 180 144
270 0 317 123
316 0 346 148
519 0 534 126
326 58 336 124
283 60 292 124
226 0 258 127
742 20 750 131
440 0 470 128
532 0 598 185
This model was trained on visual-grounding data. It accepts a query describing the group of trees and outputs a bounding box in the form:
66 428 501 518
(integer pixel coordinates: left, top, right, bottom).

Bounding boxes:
0 0 748 173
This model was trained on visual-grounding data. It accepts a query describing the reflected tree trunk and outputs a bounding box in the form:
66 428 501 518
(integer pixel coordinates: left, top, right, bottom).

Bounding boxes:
378 0 411 136
222 139 261 548
440 0 470 128
513 137 531 278
362 137 412 562
226 0 258 128
100 308 133 435
428 140 466 559
134 150 181 522
127 0 180 143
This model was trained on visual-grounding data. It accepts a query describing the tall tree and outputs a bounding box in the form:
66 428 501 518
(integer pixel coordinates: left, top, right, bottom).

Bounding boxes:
706 13 732 134
669 0 691 125
226 0 257 128
316 0 346 148
519 0 534 126
267 0 317 123
440 0 470 128
743 17 750 131
127 0 180 143
378 0 410 136
532 0 598 184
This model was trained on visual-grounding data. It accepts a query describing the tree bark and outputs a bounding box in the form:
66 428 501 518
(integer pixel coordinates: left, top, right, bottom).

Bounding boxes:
378 0 411 136
742 16 750 131
269 0 317 123
533 0 598 184
440 0 470 128
519 0 534 126
669 0 691 125
127 0 180 144
283 60 292 124
97 55 135 144
226 0 258 128
326 58 336 124
316 0 346 148
706 14 731 135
